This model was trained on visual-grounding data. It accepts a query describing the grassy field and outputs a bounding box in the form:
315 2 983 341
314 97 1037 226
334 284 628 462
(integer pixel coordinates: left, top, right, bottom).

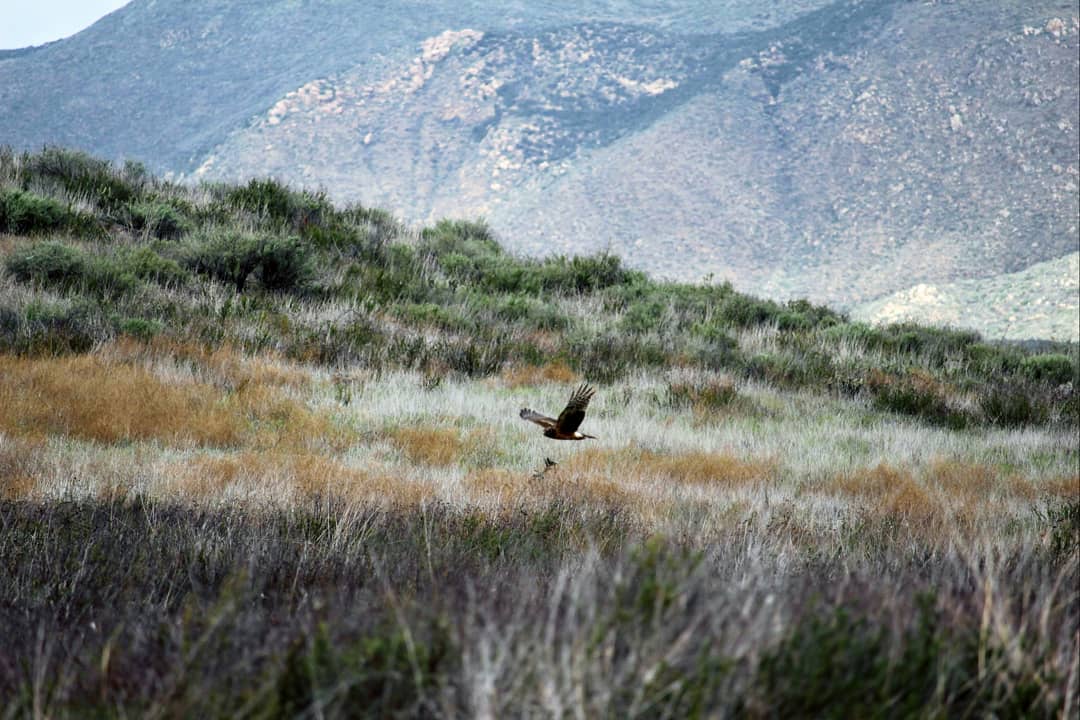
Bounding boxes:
1 148 1078 717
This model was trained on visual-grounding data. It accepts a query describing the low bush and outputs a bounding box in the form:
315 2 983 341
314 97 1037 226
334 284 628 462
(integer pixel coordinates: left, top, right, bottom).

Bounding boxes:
225 177 329 230
563 327 667 383
742 348 834 390
2 300 102 355
660 376 740 414
25 146 139 212
394 302 474 333
121 246 189 286
866 369 968 429
1019 353 1075 386
185 231 312 294
750 599 1050 718
0 188 97 236
118 317 164 341
124 199 190 239
978 381 1047 427
5 240 87 287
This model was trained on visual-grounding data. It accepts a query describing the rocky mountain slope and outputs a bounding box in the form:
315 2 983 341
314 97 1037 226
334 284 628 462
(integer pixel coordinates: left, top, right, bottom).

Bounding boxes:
854 252 1079 342
1 0 1077 323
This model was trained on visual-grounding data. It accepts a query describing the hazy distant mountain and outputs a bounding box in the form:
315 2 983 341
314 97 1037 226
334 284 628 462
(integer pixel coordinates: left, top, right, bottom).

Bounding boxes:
854 252 1079 342
1 0 1077 321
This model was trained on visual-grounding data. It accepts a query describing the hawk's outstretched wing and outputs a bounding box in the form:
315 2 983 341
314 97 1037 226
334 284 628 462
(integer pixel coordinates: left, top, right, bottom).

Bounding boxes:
520 408 557 429
555 384 595 435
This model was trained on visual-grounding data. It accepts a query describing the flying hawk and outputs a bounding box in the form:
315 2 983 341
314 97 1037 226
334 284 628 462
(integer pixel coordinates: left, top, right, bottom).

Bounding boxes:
520 384 597 440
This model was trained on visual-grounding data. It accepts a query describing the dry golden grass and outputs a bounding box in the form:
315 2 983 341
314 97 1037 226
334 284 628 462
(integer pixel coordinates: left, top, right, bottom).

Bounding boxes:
500 360 580 388
926 458 998 502
0 435 45 499
638 449 774 486
826 463 951 529
0 354 345 451
879 478 940 525
464 468 522 497
389 425 495 468
556 475 634 508
826 463 909 500
167 451 435 507
0 354 242 446
391 426 465 466
1041 474 1080 498
563 446 774 488
108 337 311 390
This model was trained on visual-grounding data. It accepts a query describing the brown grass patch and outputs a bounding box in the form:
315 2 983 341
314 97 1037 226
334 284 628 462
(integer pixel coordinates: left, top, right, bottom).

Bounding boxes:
107 337 312 391
827 463 944 526
169 451 435 507
880 477 939 524
0 354 344 451
562 446 773 487
1041 474 1080 498
827 463 909 500
501 360 580 388
535 470 634 509
925 458 998 502
0 436 46 499
0 354 241 446
390 426 496 468
637 449 773 486
464 468 521 497
391 426 464 466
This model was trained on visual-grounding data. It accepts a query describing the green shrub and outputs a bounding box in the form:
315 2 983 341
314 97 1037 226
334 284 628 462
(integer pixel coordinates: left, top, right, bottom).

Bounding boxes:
275 620 452 719
690 331 741 371
121 246 189 286
719 294 782 328
1043 499 1080 562
563 328 666 382
124 200 190 239
421 218 501 258
5 240 143 298
118 317 163 341
978 382 1046 427
25 147 138 211
185 231 311 294
5 241 87 286
620 298 666 334
394 302 473 332
868 322 982 364
431 334 511 377
0 188 97 236
538 253 639 295
256 236 313 292
225 178 329 230
12 300 102 355
1019 354 1076 386
481 294 567 330
784 298 845 329
866 370 968 429
742 349 834 390
661 377 740 412
747 599 1050 719
81 255 137 298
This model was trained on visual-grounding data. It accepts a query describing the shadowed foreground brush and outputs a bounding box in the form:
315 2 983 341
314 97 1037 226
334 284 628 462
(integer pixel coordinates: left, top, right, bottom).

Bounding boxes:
0 497 1075 718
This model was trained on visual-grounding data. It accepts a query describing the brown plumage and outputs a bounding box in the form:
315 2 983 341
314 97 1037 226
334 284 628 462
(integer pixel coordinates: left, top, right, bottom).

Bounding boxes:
520 384 597 440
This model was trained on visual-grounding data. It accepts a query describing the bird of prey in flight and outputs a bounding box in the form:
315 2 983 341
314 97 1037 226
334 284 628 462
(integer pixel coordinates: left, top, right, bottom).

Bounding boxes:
520 384 597 440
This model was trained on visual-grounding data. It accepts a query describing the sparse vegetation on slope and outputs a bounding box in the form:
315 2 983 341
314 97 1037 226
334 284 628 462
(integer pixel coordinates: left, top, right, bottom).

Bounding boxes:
0 149 1077 717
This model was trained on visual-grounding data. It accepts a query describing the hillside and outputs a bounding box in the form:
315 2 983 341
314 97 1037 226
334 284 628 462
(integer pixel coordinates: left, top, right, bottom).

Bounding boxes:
1 149 1078 716
855 252 1080 342
0 1 1076 314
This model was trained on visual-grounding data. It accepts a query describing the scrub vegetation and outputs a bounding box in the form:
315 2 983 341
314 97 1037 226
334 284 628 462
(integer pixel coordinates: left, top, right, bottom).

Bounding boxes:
0 148 1077 718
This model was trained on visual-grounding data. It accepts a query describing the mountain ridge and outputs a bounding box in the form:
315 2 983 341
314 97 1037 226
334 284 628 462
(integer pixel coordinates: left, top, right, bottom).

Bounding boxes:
1 0 1076 330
